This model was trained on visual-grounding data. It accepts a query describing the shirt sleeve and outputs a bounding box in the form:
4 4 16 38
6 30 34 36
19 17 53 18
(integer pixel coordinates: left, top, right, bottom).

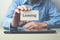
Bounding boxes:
44 1 60 28
2 0 20 31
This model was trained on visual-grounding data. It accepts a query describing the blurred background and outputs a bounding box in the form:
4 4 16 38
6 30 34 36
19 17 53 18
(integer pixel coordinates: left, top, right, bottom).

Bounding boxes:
0 0 60 40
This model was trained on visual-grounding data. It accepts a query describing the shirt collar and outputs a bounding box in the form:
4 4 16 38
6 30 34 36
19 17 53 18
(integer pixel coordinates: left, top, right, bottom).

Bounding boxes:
23 0 43 6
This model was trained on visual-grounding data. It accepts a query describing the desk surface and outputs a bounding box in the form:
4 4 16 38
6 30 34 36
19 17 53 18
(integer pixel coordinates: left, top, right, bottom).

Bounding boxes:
0 28 60 40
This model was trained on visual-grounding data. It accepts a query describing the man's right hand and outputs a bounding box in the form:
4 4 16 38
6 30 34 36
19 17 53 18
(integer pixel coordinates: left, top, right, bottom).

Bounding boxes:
11 5 31 27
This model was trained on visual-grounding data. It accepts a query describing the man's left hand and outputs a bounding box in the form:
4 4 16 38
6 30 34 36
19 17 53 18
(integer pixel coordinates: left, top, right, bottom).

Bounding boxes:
23 22 48 32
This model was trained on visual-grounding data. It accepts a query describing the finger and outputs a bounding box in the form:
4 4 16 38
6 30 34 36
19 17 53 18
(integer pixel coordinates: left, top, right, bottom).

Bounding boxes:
23 23 31 29
23 25 30 29
13 9 20 19
31 22 38 28
17 6 24 11
30 29 39 32
21 5 28 11
29 28 48 32
22 5 31 11
23 23 38 29
23 25 33 32
13 9 20 18
23 28 38 32
28 26 39 32
14 9 20 14
32 25 39 29
27 28 39 32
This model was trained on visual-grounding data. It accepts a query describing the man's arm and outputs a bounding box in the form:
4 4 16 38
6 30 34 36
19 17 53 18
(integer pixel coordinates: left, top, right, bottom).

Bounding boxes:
44 1 60 28
2 0 20 30
2 0 31 31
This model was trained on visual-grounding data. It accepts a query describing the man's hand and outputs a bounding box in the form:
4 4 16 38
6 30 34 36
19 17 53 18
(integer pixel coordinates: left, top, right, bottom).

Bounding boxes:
11 5 31 27
23 22 48 32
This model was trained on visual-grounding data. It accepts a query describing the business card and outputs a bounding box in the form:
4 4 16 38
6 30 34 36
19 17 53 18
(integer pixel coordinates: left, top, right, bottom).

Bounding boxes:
20 10 39 21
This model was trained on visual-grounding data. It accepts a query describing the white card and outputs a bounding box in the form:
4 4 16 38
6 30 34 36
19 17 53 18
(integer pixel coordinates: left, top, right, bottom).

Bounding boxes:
20 10 39 21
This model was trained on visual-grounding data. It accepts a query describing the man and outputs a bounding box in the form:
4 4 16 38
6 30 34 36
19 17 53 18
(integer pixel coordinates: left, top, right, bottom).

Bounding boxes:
2 0 60 32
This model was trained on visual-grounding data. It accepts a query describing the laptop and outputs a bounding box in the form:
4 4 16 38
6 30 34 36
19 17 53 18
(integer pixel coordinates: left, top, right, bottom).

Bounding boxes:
4 28 56 34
